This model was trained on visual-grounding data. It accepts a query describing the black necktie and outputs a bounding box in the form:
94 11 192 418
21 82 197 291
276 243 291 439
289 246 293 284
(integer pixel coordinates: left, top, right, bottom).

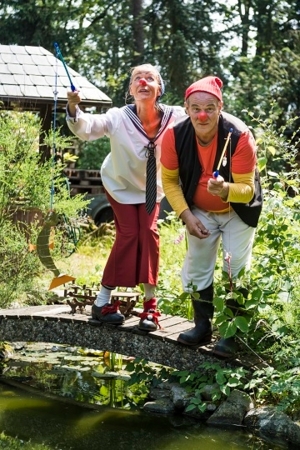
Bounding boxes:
145 141 157 214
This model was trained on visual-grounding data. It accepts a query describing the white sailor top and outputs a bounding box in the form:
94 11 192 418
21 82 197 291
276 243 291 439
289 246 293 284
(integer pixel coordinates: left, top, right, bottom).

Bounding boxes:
67 104 186 204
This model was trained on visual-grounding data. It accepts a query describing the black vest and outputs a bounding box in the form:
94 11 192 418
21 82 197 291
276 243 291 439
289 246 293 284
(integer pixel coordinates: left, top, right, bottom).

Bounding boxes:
173 112 263 227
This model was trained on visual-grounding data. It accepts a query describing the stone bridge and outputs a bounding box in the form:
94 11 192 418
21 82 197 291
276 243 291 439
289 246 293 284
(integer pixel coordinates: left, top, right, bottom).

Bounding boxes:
0 304 254 372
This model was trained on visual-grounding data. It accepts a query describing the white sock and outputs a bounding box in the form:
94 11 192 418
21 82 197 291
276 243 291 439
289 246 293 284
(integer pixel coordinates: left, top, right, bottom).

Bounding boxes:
143 283 156 301
94 286 114 307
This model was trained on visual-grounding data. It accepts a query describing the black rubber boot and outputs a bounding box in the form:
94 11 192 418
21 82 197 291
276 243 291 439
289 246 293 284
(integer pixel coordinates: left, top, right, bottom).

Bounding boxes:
213 337 238 357
177 284 214 346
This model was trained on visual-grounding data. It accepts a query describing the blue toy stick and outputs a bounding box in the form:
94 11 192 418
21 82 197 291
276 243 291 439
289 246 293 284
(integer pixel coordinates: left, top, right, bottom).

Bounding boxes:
213 128 233 178
54 42 76 92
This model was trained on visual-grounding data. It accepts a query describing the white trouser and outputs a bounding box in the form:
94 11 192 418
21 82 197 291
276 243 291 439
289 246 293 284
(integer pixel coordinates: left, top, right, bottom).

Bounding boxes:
181 207 256 293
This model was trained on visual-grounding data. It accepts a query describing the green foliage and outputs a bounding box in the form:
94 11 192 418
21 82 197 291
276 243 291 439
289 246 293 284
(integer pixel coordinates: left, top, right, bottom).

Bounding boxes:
0 433 53 449
156 212 191 317
211 270 252 339
0 111 87 214
125 358 173 392
0 110 89 306
76 136 111 170
172 362 248 414
248 106 300 179
0 219 41 304
248 118 300 364
245 366 300 416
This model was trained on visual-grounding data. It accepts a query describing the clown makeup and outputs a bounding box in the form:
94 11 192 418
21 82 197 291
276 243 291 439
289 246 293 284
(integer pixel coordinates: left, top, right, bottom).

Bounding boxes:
128 64 164 102
197 111 209 122
185 92 223 143
130 64 161 91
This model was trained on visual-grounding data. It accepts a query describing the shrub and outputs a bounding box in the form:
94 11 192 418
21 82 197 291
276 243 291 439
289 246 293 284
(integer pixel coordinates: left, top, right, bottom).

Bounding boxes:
0 110 89 306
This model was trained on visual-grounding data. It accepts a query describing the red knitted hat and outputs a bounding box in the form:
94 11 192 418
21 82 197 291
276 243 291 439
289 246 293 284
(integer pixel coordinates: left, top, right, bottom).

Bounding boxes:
185 76 223 101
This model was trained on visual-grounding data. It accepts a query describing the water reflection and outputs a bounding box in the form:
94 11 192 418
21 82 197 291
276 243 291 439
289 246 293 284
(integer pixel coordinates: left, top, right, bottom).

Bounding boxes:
2 343 141 409
0 343 288 450
0 383 285 450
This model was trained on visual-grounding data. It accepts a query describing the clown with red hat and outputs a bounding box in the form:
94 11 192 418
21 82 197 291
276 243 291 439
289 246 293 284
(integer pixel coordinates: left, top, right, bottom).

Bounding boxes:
161 75 263 357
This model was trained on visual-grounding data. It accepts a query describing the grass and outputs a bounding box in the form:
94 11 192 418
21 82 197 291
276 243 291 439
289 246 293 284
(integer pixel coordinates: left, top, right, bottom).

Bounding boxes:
34 214 187 308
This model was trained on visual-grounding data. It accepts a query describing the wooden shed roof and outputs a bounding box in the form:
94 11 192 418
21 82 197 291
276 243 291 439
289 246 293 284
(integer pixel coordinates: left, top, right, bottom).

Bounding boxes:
0 44 112 158
0 44 112 110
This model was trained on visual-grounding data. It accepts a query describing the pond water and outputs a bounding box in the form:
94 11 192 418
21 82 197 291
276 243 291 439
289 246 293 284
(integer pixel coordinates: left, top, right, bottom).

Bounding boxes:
0 343 288 450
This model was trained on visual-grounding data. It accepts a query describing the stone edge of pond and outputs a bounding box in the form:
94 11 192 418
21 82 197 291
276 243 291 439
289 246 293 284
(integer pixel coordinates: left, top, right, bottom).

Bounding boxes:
145 384 300 450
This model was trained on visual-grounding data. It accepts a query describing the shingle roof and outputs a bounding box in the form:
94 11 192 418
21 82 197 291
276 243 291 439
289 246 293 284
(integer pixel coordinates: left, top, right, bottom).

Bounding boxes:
0 44 112 110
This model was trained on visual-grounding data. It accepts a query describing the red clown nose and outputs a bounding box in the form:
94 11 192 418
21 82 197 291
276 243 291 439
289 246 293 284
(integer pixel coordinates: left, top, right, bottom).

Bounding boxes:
139 79 147 86
197 111 208 121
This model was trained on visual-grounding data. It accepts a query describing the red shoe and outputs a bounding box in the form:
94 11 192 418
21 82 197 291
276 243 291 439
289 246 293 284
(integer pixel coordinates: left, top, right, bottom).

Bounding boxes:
138 298 161 332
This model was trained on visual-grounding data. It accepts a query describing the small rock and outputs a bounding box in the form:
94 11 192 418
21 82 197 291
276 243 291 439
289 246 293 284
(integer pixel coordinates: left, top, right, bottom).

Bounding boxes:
143 398 175 414
244 406 300 447
207 389 253 426
149 387 170 400
170 383 190 410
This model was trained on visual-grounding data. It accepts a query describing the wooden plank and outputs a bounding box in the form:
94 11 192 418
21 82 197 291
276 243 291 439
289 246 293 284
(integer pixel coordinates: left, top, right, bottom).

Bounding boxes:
117 313 185 330
156 315 190 327
31 306 71 316
0 305 69 316
120 316 140 325
152 320 195 341
69 314 94 323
